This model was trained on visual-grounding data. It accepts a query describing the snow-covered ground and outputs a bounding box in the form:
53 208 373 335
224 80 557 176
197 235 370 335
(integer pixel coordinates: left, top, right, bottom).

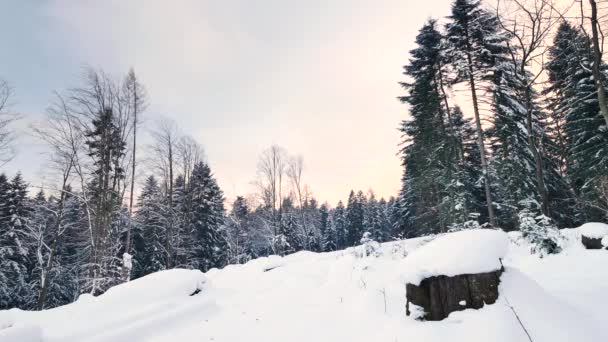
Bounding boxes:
1 228 607 342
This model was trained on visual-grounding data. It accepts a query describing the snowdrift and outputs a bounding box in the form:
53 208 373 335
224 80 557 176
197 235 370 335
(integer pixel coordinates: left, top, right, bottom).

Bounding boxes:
402 229 508 285
1 228 607 342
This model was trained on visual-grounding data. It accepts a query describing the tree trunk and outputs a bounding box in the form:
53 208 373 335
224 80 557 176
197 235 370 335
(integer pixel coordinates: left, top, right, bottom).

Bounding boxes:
466 55 496 226
123 82 138 281
588 0 608 126
166 143 174 268
524 84 549 216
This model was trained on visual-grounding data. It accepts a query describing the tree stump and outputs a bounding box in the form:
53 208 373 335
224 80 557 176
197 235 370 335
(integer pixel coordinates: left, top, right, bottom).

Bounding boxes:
406 269 503 321
581 235 604 249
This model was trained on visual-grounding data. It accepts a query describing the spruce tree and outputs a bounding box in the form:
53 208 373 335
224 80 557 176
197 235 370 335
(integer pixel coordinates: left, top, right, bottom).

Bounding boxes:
0 173 31 309
398 20 451 235
546 22 608 222
445 0 510 226
332 200 347 249
132 176 166 279
187 162 228 271
346 190 365 246
490 60 539 230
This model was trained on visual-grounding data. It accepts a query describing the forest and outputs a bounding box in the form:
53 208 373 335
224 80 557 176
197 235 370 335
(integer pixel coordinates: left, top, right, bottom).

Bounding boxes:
0 0 607 312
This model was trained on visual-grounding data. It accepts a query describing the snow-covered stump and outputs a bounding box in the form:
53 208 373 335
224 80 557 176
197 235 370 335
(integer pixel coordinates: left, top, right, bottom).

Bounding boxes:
579 223 608 250
582 235 604 249
406 270 502 321
402 229 509 321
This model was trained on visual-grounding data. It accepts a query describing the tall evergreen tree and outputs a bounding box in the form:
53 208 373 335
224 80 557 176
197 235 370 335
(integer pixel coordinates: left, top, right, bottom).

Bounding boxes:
85 108 126 293
546 22 608 222
0 173 31 309
132 176 166 279
346 190 365 246
187 162 228 272
332 200 347 249
398 20 452 235
445 0 510 226
490 59 539 230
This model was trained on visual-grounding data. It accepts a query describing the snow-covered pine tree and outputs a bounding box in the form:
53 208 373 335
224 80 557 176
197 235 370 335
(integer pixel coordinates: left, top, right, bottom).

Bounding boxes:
318 203 331 251
445 0 510 226
448 107 485 229
545 22 608 222
490 58 539 230
226 196 251 264
132 176 166 279
346 190 365 246
398 20 452 235
0 173 32 309
363 192 386 243
85 108 126 294
332 200 347 249
187 162 228 272
518 199 562 257
322 210 338 252
48 187 84 308
376 198 392 243
278 196 299 254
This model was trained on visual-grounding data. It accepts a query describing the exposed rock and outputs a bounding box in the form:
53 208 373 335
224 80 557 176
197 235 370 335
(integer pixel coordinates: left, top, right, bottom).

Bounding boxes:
406 269 502 321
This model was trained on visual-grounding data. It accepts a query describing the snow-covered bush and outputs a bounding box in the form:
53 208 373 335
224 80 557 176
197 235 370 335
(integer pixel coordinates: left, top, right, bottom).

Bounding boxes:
448 219 482 232
358 232 380 257
518 207 562 257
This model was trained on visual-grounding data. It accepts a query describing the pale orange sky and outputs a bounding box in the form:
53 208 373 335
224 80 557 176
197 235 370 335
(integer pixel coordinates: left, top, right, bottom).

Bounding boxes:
2 0 457 206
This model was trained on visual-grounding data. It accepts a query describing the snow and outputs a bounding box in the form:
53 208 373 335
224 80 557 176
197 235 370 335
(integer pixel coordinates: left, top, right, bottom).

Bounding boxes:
579 222 608 239
401 229 509 285
603 235 608 248
1 228 607 342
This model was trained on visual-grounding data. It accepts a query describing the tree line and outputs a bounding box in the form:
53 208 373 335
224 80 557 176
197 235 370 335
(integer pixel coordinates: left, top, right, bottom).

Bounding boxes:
0 71 403 310
394 0 608 243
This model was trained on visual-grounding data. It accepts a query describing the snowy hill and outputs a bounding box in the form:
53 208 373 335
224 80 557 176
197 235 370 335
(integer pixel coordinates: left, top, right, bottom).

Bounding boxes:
1 228 607 342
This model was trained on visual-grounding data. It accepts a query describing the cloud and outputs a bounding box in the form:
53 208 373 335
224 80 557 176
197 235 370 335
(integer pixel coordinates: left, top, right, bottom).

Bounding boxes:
6 0 454 204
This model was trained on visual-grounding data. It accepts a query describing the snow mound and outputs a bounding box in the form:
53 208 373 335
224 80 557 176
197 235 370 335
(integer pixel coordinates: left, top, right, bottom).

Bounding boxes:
402 229 509 285
579 222 608 239
602 235 608 248
99 269 207 306
0 269 210 342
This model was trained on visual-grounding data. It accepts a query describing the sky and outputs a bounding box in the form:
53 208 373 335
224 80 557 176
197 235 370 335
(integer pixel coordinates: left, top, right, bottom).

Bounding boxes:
0 0 454 206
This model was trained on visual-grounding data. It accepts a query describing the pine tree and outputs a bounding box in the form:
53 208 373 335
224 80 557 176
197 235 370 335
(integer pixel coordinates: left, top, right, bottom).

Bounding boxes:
227 196 250 263
85 108 126 293
518 199 561 257
449 107 485 227
332 200 347 249
398 20 452 235
0 173 31 309
346 190 365 246
490 59 539 230
546 22 608 222
132 176 166 279
445 0 510 226
187 162 228 271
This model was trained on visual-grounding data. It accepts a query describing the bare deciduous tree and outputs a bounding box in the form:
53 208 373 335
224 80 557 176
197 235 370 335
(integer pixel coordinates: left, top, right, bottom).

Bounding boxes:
256 145 288 236
496 0 563 215
0 79 19 166
148 117 179 267
121 68 147 280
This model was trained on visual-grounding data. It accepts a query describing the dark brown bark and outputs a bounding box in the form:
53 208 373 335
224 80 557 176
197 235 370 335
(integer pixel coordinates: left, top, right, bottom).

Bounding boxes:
581 235 605 249
588 0 608 126
406 269 503 321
